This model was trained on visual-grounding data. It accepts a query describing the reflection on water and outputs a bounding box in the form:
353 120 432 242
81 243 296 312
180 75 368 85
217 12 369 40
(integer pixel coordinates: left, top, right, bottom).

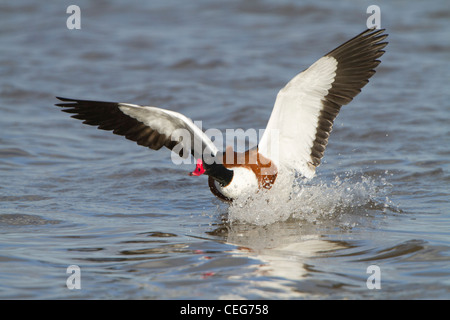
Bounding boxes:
223 238 348 299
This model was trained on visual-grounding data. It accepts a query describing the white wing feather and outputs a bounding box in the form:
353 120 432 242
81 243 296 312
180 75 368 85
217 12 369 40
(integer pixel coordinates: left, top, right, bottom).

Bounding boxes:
119 103 219 158
259 56 338 178
56 97 218 160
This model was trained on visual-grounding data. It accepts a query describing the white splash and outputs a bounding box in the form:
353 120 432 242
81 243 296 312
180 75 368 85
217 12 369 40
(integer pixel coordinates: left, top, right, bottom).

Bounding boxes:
227 170 394 226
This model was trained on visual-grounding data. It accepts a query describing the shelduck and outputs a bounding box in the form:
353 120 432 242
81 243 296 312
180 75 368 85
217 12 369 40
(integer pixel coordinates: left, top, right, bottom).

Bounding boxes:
56 28 388 202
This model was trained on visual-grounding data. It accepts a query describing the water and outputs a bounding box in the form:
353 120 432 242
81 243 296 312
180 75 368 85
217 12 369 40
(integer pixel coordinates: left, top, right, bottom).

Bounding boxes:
0 0 449 299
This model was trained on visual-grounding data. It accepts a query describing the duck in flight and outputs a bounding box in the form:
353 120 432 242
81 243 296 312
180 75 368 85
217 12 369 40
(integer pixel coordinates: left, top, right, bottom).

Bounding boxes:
56 28 388 202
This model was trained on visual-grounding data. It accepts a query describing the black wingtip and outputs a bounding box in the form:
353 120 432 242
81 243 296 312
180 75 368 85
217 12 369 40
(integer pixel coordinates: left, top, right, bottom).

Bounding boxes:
55 96 77 108
55 96 73 102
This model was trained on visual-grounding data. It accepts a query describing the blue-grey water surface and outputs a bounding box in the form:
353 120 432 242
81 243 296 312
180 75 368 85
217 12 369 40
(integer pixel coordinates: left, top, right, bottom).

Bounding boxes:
0 0 449 299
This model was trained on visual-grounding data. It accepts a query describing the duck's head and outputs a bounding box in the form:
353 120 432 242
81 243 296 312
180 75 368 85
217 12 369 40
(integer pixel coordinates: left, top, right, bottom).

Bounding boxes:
189 158 233 187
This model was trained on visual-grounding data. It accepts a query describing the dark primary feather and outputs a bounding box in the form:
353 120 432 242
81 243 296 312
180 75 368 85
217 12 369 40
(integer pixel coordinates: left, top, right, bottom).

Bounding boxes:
309 28 388 166
55 97 182 155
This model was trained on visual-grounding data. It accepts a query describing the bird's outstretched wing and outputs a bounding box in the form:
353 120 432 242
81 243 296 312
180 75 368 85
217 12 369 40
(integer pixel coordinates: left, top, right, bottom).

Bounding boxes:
258 28 388 178
55 97 218 160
